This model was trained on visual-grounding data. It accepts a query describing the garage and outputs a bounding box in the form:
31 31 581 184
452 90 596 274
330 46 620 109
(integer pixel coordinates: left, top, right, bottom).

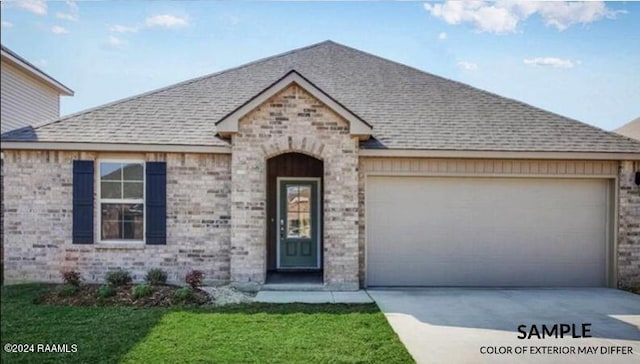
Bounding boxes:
366 176 611 287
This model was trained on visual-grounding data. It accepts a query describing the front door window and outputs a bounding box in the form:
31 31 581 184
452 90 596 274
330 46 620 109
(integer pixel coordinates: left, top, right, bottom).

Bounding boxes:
286 185 312 238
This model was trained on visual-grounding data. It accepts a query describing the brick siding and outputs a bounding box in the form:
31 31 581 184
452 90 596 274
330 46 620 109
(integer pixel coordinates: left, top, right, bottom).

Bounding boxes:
2 151 231 285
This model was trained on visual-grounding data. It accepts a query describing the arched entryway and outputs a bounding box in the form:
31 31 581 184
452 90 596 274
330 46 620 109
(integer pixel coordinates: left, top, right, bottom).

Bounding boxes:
266 152 324 284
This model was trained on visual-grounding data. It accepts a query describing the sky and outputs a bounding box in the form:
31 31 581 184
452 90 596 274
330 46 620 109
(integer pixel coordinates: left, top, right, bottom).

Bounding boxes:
1 1 639 131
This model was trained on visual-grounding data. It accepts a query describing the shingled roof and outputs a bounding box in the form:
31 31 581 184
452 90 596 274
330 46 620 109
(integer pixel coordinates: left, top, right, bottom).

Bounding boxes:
3 40 640 153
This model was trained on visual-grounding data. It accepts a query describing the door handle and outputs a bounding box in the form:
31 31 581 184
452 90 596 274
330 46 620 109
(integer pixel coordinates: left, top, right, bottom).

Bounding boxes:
280 219 284 238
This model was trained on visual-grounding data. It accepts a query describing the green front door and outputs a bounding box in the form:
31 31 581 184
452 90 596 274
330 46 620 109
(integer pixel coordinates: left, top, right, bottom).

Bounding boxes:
278 180 319 268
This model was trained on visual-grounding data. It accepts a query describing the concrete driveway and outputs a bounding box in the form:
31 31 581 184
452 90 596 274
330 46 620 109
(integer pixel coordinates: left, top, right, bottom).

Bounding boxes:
368 288 640 364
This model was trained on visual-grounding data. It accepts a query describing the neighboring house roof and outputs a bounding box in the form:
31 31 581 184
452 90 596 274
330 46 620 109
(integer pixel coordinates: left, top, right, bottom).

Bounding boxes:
2 41 640 154
1 45 74 96
614 118 640 141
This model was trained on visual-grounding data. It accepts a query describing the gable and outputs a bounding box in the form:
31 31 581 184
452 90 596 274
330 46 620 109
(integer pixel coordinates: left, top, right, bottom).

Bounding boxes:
237 82 351 139
215 70 372 140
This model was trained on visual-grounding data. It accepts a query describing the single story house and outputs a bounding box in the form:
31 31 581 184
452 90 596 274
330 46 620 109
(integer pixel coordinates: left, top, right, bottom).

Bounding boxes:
2 41 639 290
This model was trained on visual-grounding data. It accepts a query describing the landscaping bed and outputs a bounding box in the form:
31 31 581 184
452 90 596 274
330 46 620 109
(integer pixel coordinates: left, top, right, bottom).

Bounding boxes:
31 267 227 307
39 283 210 307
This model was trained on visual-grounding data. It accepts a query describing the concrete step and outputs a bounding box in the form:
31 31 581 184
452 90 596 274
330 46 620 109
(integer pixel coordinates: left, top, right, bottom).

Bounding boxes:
255 290 374 304
261 283 326 291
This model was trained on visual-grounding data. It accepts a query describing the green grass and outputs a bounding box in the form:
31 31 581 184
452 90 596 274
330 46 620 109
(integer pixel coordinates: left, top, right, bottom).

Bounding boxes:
1 284 413 364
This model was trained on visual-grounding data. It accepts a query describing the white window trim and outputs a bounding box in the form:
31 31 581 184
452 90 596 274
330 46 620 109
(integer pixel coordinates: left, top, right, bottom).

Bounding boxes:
96 159 146 244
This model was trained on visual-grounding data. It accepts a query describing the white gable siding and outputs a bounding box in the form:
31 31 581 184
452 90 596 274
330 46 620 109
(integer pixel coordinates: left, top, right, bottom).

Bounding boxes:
1 60 60 134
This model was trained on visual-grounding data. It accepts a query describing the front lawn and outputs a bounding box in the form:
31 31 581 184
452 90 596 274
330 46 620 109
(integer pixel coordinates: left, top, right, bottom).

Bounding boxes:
1 284 413 364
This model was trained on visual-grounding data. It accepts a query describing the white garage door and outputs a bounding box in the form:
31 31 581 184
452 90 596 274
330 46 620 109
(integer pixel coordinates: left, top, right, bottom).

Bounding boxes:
366 176 610 287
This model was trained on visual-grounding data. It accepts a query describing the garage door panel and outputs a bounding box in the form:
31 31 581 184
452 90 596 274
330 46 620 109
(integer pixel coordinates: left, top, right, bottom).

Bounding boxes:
366 177 609 287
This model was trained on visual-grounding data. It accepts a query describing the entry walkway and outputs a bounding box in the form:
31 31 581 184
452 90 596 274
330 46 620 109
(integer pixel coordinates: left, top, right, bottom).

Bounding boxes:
255 290 373 303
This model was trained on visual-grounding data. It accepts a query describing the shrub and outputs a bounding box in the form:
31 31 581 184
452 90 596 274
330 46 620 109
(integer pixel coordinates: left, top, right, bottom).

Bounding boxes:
61 270 82 287
185 270 204 289
173 287 193 302
132 283 152 299
97 285 115 298
145 268 168 285
105 269 132 286
57 284 78 297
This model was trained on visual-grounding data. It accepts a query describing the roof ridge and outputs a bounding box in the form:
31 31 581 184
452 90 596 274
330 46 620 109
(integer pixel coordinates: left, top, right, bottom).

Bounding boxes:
31 40 335 132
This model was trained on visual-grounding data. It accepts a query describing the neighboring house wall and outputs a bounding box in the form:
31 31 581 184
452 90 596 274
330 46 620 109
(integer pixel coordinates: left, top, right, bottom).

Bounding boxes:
2 150 231 284
619 161 640 287
358 157 639 287
230 84 360 290
614 119 640 141
1 60 60 133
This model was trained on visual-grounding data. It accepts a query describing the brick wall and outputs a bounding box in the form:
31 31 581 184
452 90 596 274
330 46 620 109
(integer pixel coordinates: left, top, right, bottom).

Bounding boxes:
3 136 635 290
2 150 231 285
618 160 640 288
230 83 360 290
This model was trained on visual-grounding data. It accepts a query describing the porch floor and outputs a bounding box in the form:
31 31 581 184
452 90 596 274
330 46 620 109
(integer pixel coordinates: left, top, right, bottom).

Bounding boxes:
265 271 323 285
263 271 324 291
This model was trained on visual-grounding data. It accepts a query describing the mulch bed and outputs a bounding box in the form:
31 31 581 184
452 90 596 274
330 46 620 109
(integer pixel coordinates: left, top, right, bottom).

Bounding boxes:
38 284 210 307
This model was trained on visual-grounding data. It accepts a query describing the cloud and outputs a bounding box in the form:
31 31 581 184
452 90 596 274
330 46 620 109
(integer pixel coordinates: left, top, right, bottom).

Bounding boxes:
438 32 447 40
34 59 47 67
145 14 189 29
424 1 518 33
13 0 47 15
110 24 138 33
51 25 69 35
107 35 127 47
226 15 240 26
523 57 577 69
108 15 188 38
1 20 13 28
56 13 75 21
424 1 624 34
457 61 478 71
55 0 78 21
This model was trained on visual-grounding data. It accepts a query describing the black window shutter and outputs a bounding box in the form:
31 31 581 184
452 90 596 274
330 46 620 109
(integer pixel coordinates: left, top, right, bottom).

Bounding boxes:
72 160 94 244
146 162 167 244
